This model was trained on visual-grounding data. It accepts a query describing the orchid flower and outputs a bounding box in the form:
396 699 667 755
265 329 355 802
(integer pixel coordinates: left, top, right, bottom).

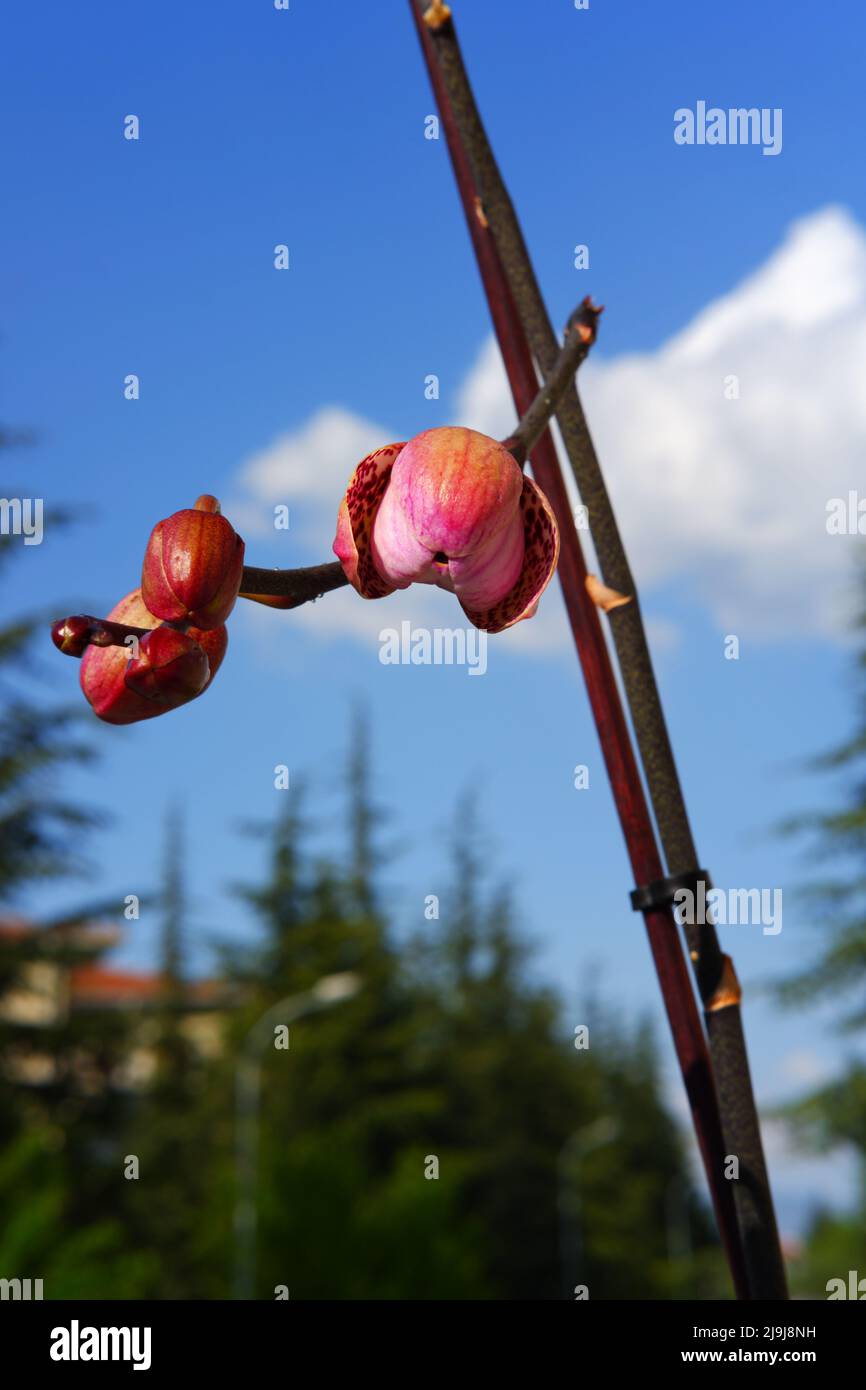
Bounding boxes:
333 427 558 632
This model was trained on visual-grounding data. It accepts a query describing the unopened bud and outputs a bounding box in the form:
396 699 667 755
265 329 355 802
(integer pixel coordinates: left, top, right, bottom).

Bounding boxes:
51 615 93 657
80 589 228 725
142 498 245 629
124 626 209 703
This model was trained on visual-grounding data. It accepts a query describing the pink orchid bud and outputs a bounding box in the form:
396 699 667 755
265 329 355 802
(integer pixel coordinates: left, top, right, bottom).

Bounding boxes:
80 590 227 725
333 427 559 632
141 495 245 629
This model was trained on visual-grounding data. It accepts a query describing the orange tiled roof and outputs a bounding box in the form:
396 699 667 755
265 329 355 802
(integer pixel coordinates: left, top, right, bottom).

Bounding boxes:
2 917 226 1008
0 917 32 941
69 967 227 1007
69 966 166 1003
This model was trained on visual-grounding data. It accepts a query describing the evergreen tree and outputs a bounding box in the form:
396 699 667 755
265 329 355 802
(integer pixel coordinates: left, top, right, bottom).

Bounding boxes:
226 725 460 1298
119 807 230 1297
409 801 720 1300
0 459 150 1295
776 570 866 1025
0 500 732 1303
218 729 718 1299
773 560 866 1292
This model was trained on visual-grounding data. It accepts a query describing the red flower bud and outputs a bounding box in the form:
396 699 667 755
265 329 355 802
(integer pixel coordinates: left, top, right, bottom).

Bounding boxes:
80 590 228 725
124 626 209 703
141 497 245 630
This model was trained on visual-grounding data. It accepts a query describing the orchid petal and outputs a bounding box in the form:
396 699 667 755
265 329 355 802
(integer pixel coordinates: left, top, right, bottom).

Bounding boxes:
459 476 559 633
333 442 407 598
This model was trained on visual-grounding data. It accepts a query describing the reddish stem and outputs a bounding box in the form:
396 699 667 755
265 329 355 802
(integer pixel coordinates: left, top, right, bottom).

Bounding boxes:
409 0 748 1298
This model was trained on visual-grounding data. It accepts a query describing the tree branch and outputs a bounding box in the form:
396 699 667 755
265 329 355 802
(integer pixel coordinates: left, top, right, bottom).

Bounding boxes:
502 298 601 466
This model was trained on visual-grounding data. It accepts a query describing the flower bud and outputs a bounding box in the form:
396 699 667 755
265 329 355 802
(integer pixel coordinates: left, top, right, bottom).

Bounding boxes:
80 589 228 725
141 496 245 629
124 626 209 703
51 615 93 657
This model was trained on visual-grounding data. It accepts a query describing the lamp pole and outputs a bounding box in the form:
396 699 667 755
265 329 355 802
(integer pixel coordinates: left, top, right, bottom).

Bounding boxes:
233 972 361 1300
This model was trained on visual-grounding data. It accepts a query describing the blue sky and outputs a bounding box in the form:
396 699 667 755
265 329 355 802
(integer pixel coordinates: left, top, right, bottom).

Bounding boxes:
3 0 866 1235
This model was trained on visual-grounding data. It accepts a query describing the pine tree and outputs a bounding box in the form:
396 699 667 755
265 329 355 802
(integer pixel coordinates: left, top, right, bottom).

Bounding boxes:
0 456 150 1295
409 801 720 1299
220 731 719 1299
119 807 229 1297
225 718 481 1298
776 566 866 1025
773 559 866 1292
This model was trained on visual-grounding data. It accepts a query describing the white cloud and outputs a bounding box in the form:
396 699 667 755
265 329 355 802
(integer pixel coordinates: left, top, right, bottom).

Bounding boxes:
231 206 866 649
231 406 395 541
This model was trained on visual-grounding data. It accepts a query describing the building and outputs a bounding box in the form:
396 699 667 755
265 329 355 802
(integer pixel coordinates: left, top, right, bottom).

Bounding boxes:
0 916 233 1090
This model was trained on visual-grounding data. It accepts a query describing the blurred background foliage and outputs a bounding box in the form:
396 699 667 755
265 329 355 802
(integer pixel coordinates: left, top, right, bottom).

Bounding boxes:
769 556 866 1297
0 515 863 1300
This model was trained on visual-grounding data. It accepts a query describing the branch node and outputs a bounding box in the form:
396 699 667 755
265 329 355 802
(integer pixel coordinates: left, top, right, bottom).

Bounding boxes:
423 1 452 30
565 296 603 347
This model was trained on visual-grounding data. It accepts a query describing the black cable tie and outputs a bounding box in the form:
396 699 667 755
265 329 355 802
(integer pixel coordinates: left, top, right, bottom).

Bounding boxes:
629 869 711 915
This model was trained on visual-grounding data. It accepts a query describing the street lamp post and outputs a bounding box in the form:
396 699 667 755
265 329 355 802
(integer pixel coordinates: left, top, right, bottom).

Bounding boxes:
232 972 361 1300
557 1117 620 1298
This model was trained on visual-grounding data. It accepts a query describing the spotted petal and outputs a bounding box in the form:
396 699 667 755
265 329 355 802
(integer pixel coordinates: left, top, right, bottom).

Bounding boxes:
459 476 559 633
333 443 407 598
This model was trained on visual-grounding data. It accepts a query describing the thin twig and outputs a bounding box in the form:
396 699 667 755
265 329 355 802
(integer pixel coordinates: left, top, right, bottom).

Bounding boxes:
503 299 601 466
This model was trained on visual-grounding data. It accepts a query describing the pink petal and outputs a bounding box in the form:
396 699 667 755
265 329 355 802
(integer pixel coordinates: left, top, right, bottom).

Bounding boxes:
459 476 560 633
333 443 407 598
390 427 523 558
370 475 442 588
447 506 525 609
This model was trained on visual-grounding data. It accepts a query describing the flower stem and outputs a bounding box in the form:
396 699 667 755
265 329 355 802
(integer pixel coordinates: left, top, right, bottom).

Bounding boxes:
238 561 348 608
51 615 151 657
